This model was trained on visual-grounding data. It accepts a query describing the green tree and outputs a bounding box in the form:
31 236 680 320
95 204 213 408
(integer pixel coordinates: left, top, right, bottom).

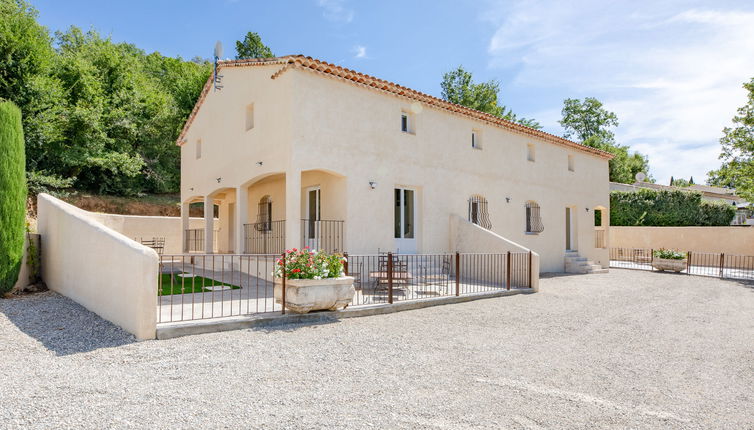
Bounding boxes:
560 97 651 183
671 177 692 187
708 77 754 202
234 31 273 59
440 65 542 129
559 97 619 142
0 0 66 187
0 101 27 293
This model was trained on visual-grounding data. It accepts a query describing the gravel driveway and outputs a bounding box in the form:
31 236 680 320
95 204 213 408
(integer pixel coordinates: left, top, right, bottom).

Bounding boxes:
1 269 752 429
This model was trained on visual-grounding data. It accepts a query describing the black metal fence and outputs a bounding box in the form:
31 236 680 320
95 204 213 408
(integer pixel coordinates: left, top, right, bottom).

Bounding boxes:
609 247 754 281
158 251 532 323
244 220 285 254
158 254 280 323
301 219 344 253
344 251 531 306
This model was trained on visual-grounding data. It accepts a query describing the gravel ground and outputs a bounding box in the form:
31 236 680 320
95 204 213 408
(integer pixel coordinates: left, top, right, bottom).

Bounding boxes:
1 269 752 429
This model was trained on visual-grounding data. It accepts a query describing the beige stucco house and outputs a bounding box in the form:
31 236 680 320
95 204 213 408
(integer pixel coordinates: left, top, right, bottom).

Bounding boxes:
177 56 613 272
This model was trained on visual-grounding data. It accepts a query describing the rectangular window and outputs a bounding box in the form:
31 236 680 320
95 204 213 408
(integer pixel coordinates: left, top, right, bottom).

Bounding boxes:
195 139 202 159
401 113 408 132
245 104 254 131
527 143 535 162
471 130 481 149
568 154 575 171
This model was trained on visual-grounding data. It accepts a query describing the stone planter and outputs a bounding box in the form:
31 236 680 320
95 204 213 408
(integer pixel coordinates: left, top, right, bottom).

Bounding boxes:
274 276 355 314
652 258 687 272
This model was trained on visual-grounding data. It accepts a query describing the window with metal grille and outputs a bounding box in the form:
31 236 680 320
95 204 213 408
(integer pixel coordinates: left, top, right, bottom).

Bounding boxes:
468 196 492 229
525 201 544 233
255 196 272 232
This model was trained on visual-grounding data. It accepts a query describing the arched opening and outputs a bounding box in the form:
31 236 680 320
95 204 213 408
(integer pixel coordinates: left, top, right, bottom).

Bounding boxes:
525 201 544 234
593 206 607 248
468 195 492 229
255 195 272 232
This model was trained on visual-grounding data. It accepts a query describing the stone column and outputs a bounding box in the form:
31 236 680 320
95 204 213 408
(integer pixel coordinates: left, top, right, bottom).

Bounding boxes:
285 169 301 251
204 195 214 254
236 185 248 253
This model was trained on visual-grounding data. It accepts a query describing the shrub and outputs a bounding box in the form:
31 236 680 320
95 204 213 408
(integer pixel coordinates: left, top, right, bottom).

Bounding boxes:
274 248 345 280
610 189 736 226
0 101 27 293
653 249 687 260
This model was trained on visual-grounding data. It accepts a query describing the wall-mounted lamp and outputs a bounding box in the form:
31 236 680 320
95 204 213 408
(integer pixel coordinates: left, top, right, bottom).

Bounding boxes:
585 208 590 212
256 161 263 166
189 187 194 191
216 177 222 183
369 181 378 189
505 197 511 203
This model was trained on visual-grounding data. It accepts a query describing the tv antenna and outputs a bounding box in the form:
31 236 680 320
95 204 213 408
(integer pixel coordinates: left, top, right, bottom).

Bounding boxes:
213 41 224 91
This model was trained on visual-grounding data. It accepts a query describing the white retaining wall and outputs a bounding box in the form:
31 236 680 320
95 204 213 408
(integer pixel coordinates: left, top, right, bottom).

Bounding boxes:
450 215 540 291
87 213 206 255
37 194 158 340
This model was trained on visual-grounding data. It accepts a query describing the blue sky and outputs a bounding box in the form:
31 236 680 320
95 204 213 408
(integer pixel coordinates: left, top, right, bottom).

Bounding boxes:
32 0 754 184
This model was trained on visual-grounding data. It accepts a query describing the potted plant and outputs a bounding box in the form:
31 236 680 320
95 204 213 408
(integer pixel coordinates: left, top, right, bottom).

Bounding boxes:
273 248 355 313
652 249 687 272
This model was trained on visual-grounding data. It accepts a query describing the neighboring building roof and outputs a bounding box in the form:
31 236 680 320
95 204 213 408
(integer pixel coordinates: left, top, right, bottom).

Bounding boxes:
687 184 736 195
177 55 614 160
610 181 746 203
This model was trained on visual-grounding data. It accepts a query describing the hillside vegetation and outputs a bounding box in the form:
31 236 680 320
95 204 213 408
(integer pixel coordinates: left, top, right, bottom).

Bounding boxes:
1 0 211 197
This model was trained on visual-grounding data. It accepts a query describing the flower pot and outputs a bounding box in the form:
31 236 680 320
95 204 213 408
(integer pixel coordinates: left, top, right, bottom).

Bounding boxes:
652 258 687 273
274 276 355 314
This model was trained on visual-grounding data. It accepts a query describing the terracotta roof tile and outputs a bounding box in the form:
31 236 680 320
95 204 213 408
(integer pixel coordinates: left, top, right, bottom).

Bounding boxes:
176 55 614 160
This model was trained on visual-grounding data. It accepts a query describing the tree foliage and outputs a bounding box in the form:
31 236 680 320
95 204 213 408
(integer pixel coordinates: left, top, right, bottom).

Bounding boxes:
560 97 651 184
559 97 618 142
610 189 735 226
707 77 754 202
440 66 541 129
0 0 212 196
235 31 273 59
0 101 27 293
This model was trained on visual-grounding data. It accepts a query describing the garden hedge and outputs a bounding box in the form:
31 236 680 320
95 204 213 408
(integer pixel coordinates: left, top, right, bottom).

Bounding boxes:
0 101 27 293
610 189 736 226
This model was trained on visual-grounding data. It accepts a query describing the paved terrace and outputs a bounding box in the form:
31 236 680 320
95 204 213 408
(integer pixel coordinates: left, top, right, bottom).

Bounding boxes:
1 269 752 429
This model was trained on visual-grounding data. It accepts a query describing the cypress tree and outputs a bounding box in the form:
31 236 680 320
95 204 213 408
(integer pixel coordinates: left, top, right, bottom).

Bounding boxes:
0 101 27 293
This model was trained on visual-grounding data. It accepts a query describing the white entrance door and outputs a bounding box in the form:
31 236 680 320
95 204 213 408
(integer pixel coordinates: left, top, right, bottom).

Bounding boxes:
394 188 416 253
305 186 321 249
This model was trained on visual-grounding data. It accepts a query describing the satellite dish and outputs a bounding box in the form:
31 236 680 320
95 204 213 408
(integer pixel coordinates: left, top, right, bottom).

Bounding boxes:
214 41 223 59
635 172 646 182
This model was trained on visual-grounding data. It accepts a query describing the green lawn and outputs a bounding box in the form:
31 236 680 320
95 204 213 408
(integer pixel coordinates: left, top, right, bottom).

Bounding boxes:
159 273 240 296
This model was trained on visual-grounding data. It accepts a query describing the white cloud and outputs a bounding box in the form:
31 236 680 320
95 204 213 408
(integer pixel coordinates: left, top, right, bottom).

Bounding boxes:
352 45 367 59
317 0 354 23
485 1 754 184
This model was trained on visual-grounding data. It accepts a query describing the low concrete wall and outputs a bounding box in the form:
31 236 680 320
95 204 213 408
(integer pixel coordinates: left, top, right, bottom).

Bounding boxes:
611 226 754 255
86 213 205 255
37 194 158 340
450 215 540 291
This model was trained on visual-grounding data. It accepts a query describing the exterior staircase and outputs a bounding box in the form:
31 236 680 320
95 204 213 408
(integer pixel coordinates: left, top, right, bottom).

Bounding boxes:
565 250 608 274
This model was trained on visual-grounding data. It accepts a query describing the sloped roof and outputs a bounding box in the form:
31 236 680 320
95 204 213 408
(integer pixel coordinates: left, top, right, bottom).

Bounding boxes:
177 55 614 160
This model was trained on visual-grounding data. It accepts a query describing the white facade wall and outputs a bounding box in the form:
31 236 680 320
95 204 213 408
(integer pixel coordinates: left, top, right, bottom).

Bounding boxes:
181 64 611 272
